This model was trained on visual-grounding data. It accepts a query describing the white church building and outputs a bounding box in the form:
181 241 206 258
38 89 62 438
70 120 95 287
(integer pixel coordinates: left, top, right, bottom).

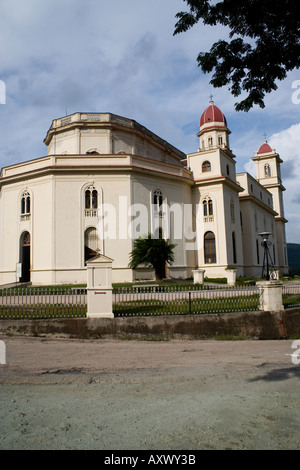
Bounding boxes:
0 100 288 285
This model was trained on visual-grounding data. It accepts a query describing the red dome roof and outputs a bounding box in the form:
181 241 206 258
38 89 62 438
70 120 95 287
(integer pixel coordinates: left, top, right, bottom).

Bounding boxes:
258 141 272 154
200 100 227 128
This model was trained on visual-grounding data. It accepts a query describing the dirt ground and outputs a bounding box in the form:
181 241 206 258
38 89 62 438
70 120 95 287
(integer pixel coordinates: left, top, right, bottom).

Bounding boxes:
0 336 299 450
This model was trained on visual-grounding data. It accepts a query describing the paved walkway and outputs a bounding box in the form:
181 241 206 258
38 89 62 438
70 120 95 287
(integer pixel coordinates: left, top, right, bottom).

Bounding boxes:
0 337 299 450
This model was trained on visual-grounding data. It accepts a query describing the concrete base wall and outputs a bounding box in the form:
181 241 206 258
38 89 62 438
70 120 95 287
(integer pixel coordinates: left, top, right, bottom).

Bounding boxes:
1 308 300 340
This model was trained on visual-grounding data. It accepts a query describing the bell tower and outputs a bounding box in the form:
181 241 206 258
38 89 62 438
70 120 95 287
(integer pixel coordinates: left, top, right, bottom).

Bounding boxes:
252 141 289 274
187 100 243 277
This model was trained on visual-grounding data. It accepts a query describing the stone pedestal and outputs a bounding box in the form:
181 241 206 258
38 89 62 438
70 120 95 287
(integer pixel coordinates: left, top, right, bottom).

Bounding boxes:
86 255 114 318
192 269 205 285
226 269 237 287
256 280 284 312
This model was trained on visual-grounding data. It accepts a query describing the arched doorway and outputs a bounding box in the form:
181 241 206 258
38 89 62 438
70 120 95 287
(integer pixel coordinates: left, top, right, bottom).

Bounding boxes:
20 232 31 282
84 227 100 264
204 231 216 264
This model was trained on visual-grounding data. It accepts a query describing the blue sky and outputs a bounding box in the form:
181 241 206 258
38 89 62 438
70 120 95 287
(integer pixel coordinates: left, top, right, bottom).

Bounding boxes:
1 0 300 242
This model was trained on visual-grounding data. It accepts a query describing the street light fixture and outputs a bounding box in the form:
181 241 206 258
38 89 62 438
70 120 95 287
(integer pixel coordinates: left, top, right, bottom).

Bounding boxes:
258 232 274 280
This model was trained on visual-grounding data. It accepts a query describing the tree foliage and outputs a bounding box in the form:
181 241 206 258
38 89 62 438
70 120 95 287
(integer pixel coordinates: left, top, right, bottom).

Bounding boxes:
174 0 300 111
129 234 176 280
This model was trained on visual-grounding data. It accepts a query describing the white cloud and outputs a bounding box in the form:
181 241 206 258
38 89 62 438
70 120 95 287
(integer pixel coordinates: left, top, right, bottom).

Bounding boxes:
0 0 300 244
268 124 300 243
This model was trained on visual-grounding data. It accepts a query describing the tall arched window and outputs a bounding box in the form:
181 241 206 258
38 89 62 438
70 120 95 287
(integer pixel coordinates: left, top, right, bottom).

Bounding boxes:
204 231 216 264
232 232 237 264
256 239 260 264
85 187 98 216
21 191 30 218
264 164 271 177
230 200 235 223
152 189 164 237
153 189 163 210
202 161 211 172
203 198 214 221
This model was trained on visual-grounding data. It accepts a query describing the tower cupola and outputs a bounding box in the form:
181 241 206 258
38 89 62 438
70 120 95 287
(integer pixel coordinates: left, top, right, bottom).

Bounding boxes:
198 100 231 151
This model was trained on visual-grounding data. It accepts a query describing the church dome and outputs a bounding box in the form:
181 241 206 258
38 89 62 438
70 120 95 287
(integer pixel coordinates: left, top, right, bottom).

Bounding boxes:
200 100 227 129
258 141 272 154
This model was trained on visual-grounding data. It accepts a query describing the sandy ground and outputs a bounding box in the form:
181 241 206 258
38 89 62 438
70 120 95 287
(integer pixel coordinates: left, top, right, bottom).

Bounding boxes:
0 336 299 450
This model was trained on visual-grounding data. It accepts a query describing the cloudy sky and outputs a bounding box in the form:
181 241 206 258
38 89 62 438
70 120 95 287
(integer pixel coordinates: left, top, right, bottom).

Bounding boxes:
1 0 300 243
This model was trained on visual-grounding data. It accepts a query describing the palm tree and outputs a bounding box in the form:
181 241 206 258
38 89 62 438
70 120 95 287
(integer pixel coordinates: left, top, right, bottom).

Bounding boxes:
129 233 176 280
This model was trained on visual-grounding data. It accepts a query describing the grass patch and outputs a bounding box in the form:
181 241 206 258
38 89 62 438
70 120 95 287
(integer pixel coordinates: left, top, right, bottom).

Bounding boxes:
0 285 87 296
0 304 87 320
214 334 250 341
283 294 300 308
113 294 259 317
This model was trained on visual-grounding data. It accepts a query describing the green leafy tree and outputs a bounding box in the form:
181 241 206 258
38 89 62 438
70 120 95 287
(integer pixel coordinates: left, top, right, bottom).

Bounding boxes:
174 0 300 111
129 234 176 280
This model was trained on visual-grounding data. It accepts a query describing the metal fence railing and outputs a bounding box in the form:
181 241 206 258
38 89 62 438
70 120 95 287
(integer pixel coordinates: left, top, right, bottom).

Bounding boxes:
113 285 260 317
0 283 299 320
282 284 300 308
0 288 87 319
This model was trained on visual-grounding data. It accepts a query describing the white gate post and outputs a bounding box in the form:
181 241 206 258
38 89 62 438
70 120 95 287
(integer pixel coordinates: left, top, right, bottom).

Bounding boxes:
86 254 114 318
226 268 237 287
256 280 284 312
192 269 205 285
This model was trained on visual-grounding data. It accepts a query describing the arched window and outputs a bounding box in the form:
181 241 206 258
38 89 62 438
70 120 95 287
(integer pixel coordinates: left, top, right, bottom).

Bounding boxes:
85 187 98 216
232 232 237 264
21 191 31 218
152 189 164 237
256 239 260 264
203 200 208 217
208 137 213 146
202 161 211 172
204 231 216 264
153 189 163 209
264 164 271 177
230 200 235 223
203 198 214 220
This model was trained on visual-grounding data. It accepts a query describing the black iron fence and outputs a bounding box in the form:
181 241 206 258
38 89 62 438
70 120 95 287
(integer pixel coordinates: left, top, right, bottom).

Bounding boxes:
283 284 300 308
113 285 260 317
0 288 87 319
0 283 299 320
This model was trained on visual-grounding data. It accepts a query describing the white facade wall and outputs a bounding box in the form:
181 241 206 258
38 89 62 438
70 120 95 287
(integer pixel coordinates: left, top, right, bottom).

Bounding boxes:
0 110 289 285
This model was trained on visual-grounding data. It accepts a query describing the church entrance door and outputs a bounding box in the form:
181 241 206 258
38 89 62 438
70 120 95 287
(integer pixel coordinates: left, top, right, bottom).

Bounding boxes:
20 232 30 282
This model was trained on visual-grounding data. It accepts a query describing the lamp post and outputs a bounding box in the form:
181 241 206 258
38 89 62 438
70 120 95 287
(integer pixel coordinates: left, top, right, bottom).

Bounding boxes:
258 232 273 281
